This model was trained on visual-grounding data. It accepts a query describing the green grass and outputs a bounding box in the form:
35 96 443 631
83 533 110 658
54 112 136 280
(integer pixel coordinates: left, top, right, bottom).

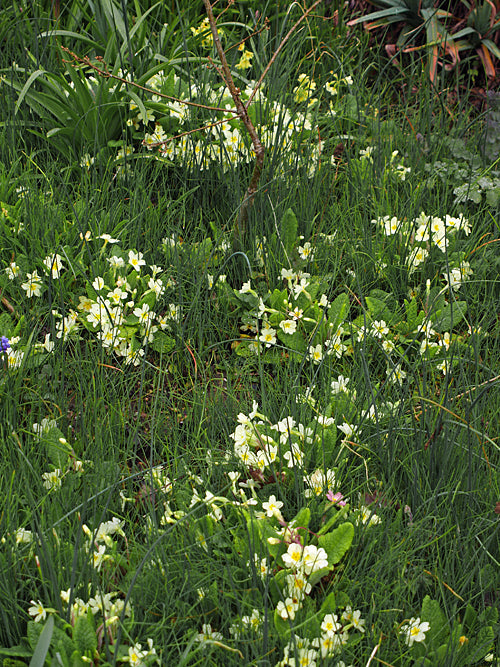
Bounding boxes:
0 2 498 666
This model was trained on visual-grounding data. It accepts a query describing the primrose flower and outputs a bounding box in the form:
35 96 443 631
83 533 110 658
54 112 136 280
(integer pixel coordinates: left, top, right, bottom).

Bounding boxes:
280 319 297 335
195 623 224 643
371 320 389 338
92 276 106 291
355 505 381 526
321 613 342 637
80 153 94 169
128 250 146 271
283 442 304 468
282 542 303 571
400 617 430 646
331 375 349 394
5 261 20 280
301 544 328 575
241 608 263 632
21 271 43 297
262 494 284 519
99 233 120 244
298 241 315 261
42 469 63 491
252 554 269 580
259 325 276 348
15 527 33 544
276 597 300 620
127 643 148 666
43 254 64 279
309 343 323 364
133 303 153 325
342 606 366 632
304 468 336 497
286 572 311 599
28 600 48 623
107 255 126 268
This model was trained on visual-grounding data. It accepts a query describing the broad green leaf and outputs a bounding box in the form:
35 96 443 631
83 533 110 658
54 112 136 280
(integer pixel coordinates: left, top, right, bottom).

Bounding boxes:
73 615 97 655
150 332 176 354
41 427 72 468
276 329 307 353
431 300 467 332
318 522 354 566
269 288 288 310
291 507 310 535
420 595 448 646
328 293 350 333
318 591 336 616
274 610 291 640
0 645 33 658
364 296 393 324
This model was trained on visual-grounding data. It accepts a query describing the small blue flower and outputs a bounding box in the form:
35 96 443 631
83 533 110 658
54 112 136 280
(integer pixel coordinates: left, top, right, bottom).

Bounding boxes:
1 336 10 352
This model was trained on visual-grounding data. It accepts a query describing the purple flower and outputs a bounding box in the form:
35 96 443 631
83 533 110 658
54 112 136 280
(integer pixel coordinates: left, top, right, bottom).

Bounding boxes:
326 490 347 506
0 336 10 352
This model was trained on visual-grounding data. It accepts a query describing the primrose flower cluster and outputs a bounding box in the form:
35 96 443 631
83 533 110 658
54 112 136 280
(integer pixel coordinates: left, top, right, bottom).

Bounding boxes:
125 70 321 176
114 56 357 179
170 401 380 663
372 210 472 282
21 515 160 665
72 244 177 366
359 144 411 182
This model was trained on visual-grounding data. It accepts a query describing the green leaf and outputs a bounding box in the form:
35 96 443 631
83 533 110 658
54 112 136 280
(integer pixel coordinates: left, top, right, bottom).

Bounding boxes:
0 644 33 658
318 591 337 616
273 610 291 640
73 616 97 655
269 288 288 310
29 616 54 667
318 522 354 566
291 507 310 534
431 300 467 332
276 329 307 353
420 596 448 646
475 624 495 657
365 295 394 323
150 332 176 354
281 208 298 256
328 293 350 332
27 622 43 652
14 69 46 116
41 427 72 468
318 504 350 536
307 566 330 587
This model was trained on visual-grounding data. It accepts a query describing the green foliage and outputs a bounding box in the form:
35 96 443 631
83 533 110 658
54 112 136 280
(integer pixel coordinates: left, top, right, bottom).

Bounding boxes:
404 596 499 665
425 135 500 207
29 616 53 667
0 3 498 667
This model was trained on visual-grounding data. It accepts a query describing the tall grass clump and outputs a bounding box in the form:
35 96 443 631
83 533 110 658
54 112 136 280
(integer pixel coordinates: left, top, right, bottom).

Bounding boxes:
0 1 498 666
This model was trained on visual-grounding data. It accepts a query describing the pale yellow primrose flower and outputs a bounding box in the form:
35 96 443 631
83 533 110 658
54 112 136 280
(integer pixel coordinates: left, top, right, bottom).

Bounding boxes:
400 617 430 646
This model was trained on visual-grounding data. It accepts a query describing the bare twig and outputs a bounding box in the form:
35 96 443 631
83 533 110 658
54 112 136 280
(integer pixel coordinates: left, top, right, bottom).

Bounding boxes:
60 46 230 113
203 0 265 248
246 0 323 109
